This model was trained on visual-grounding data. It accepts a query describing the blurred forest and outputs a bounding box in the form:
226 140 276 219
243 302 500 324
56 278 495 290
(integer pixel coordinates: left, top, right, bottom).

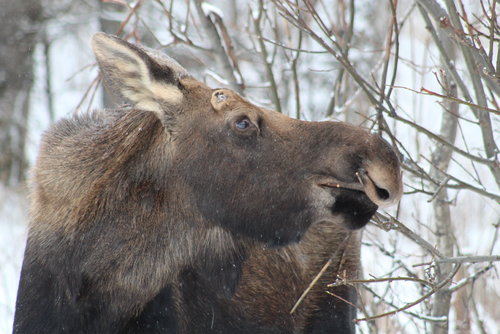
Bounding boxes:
0 0 499 333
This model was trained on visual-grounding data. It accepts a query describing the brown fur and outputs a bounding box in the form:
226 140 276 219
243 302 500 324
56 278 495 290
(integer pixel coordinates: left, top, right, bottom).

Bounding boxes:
234 221 363 332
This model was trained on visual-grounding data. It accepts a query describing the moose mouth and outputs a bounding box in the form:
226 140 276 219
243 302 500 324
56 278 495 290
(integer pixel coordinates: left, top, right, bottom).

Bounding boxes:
326 188 378 229
319 170 383 229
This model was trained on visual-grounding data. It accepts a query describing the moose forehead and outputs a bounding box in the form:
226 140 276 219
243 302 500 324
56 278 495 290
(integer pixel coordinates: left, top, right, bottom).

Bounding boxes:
177 78 294 132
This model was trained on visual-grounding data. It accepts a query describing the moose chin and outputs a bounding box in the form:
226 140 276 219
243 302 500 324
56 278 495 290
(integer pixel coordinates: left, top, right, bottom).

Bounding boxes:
13 32 402 334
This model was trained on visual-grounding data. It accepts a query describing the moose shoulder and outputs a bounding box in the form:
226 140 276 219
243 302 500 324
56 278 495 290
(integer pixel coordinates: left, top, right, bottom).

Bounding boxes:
13 33 402 333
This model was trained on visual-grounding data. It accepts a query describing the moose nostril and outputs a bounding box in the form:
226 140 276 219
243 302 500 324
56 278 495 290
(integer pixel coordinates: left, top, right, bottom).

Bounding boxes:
357 168 401 206
375 186 390 201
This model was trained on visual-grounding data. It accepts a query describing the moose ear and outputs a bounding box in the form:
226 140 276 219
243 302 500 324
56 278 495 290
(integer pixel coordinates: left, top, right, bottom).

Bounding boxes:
91 32 188 116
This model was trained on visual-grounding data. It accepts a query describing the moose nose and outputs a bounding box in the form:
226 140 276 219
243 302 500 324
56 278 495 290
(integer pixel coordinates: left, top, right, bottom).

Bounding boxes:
357 168 402 207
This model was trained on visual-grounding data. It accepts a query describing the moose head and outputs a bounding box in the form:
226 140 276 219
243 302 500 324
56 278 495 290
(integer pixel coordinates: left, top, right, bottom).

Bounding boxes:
92 32 402 245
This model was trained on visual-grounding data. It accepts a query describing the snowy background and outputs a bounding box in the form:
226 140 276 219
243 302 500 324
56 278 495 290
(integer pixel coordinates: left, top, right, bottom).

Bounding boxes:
1 1 499 333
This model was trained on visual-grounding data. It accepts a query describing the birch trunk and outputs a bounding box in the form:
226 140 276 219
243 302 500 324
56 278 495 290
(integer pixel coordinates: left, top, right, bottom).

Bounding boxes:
429 41 459 334
0 0 42 185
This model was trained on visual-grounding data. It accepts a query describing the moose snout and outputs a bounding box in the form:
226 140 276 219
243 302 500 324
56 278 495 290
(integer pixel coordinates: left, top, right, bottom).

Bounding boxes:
319 165 402 208
361 136 403 207
356 167 402 207
318 132 403 209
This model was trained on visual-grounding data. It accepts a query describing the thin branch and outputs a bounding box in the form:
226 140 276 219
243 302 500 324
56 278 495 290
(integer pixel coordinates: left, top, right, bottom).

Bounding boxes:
377 0 400 132
489 216 500 256
447 264 495 293
419 87 500 116
325 290 357 308
470 290 489 334
354 264 460 323
416 0 500 94
329 275 435 288
260 35 327 53
193 0 244 94
290 257 332 314
273 0 397 115
325 0 355 116
114 0 144 37
290 21 302 119
421 155 500 202
253 0 282 112
373 213 444 259
290 232 353 314
390 111 495 166
418 0 500 191
435 255 500 264
360 284 448 323
75 75 101 113
427 176 451 203
417 3 475 104
43 36 55 122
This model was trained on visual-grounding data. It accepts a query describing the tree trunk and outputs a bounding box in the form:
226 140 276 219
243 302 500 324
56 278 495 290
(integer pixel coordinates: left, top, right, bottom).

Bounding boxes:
429 37 459 334
0 0 43 186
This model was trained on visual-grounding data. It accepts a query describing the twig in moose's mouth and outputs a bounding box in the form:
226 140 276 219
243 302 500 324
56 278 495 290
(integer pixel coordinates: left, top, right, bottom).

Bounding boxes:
355 171 365 186
319 169 367 193
320 182 364 192
319 176 365 193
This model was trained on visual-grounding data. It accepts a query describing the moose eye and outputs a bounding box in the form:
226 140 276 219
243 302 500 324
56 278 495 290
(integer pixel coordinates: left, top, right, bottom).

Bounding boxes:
229 114 259 137
235 118 252 131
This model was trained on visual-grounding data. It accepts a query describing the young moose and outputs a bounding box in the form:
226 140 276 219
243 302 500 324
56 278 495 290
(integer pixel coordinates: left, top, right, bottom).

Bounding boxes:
14 33 402 333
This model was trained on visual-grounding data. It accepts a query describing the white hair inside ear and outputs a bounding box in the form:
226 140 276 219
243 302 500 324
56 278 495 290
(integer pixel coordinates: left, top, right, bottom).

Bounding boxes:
91 33 187 116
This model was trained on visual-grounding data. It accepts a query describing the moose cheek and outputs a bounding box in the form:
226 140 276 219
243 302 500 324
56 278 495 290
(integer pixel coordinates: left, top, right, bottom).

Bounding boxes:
267 227 306 247
189 175 312 245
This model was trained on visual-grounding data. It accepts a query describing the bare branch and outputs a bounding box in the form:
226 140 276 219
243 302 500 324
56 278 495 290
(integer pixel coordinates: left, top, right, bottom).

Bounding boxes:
373 213 444 259
390 111 495 166
193 0 244 93
354 264 460 323
329 275 435 288
436 255 500 264
290 233 353 314
416 0 500 94
447 264 495 293
417 0 500 191
253 0 282 112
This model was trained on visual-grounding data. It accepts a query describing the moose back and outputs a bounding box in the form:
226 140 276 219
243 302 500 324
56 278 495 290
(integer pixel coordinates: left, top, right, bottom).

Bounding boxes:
13 33 402 333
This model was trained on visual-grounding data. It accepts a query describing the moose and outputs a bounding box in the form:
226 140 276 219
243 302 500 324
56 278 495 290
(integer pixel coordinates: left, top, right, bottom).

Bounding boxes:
13 32 402 333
